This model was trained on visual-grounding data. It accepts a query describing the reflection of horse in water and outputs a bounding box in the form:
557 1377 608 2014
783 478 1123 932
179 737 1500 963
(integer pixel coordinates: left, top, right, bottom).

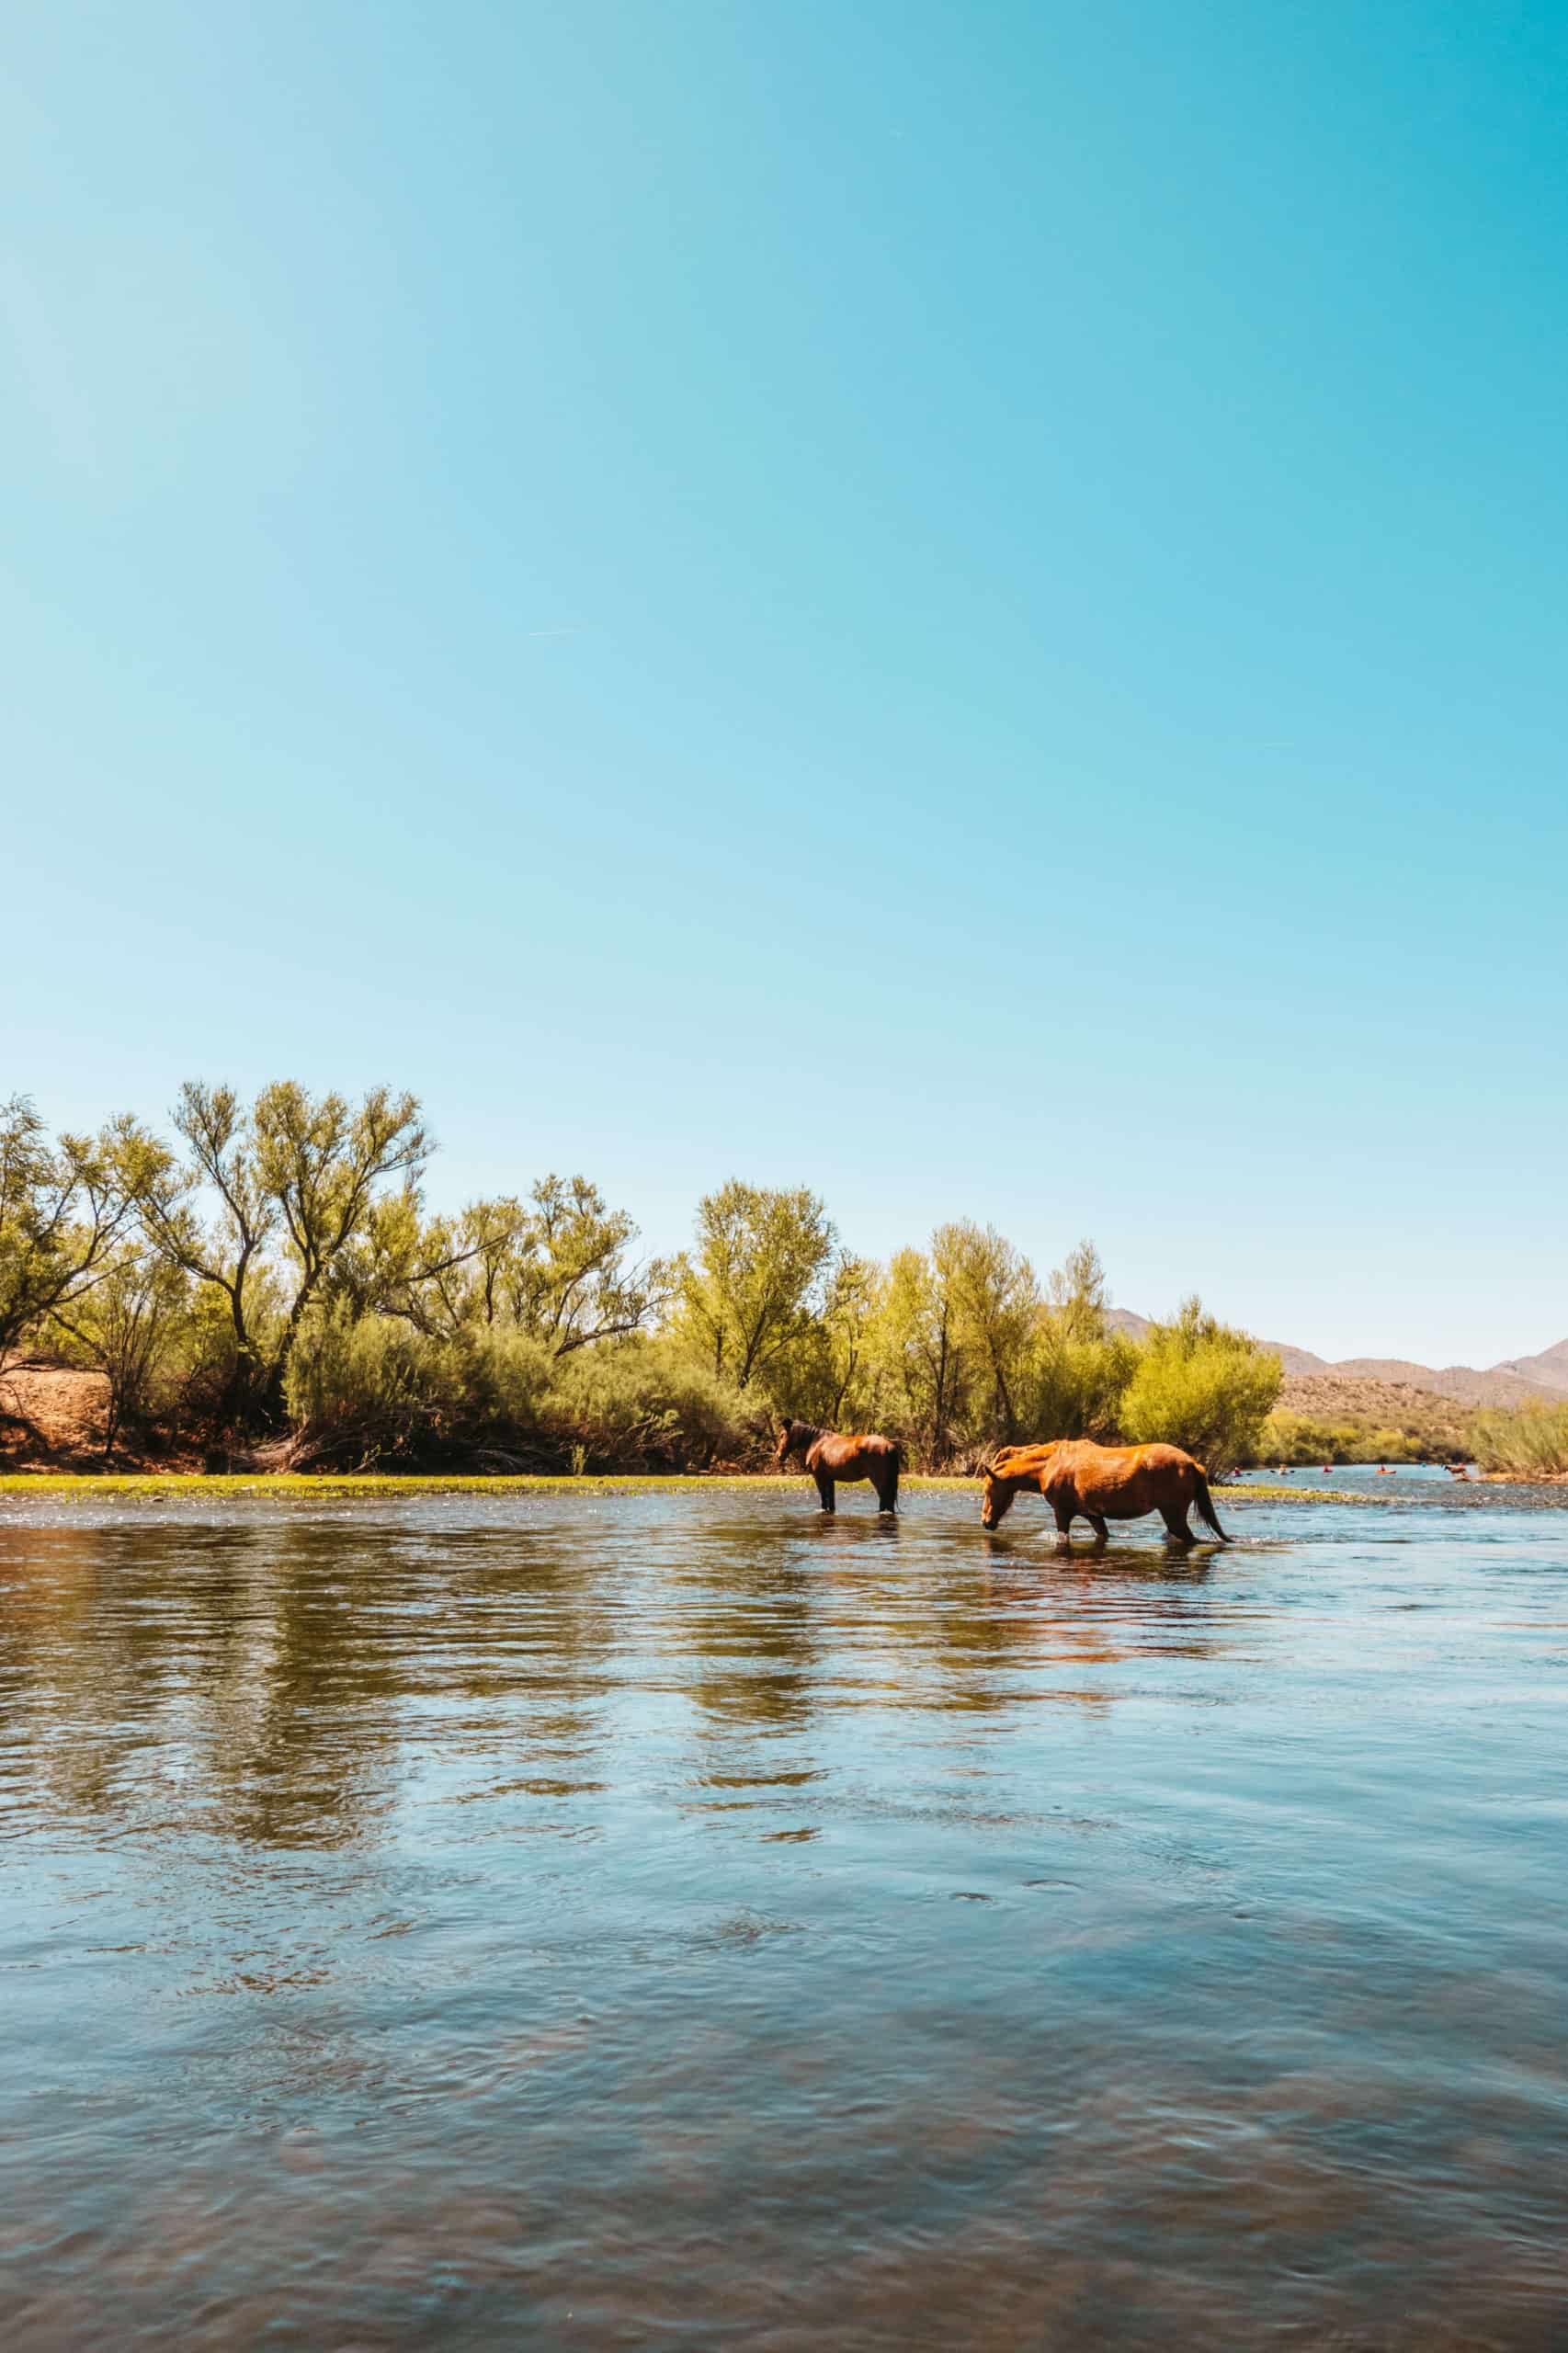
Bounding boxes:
776 1421 902 1515
981 1438 1229 1547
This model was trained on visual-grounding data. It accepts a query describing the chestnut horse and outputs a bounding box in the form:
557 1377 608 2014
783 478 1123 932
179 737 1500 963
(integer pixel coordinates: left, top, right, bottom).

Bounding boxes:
776 1420 902 1515
981 1438 1229 1547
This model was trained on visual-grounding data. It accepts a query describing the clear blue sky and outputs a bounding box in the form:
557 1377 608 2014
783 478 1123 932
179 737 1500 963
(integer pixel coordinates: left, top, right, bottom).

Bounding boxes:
6 1 1565 1364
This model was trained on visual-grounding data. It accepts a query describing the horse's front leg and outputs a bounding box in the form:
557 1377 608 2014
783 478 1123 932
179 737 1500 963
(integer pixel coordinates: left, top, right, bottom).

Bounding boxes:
815 1474 835 1514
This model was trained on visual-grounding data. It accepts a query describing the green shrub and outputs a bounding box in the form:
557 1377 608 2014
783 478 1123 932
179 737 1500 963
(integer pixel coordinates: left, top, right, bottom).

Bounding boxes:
283 1314 756 1472
1117 1300 1280 1474
1470 1404 1568 1478
1257 1410 1341 1464
544 1340 755 1471
1259 1411 1433 1465
1019 1331 1140 1444
283 1313 553 1466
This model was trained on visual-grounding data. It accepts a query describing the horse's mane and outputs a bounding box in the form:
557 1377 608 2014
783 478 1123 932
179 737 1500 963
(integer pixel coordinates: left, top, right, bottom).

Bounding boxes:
781 1418 827 1450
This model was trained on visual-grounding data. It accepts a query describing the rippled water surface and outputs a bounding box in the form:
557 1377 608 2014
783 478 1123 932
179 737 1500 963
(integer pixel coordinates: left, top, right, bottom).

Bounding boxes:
3 1482 1566 2348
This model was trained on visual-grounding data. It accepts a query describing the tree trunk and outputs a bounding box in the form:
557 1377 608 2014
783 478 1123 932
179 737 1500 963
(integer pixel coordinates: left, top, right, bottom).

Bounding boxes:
264 1273 321 1422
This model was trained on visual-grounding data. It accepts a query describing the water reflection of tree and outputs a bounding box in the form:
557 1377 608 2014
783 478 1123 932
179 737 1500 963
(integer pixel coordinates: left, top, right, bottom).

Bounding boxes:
0 1524 128 1824
200 1519 420 1847
0 1513 623 1850
0 1505 1232 1853
678 1533 821 1733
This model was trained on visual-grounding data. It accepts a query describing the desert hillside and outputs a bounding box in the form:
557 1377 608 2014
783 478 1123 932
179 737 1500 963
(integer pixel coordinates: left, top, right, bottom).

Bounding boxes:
1276 1374 1473 1452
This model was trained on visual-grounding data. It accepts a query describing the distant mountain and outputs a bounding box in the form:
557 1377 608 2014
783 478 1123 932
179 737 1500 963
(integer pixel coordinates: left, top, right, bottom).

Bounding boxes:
1107 1308 1566 1409
1106 1308 1151 1341
1327 1358 1547 1406
1490 1338 1568 1396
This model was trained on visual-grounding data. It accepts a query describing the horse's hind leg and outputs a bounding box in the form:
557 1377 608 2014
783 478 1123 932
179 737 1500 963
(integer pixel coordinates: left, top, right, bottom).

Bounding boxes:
879 1462 898 1515
1160 1506 1194 1543
815 1474 835 1514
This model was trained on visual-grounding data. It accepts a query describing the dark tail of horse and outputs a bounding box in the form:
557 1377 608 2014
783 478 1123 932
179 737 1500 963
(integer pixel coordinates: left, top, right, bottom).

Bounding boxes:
1192 1466 1229 1541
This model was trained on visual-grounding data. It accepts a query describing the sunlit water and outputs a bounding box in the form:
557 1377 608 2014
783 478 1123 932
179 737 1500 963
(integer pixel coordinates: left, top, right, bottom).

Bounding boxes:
2 1479 1565 2348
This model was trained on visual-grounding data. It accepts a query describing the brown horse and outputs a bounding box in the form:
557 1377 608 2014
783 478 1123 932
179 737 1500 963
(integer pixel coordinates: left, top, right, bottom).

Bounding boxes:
776 1420 902 1514
981 1438 1229 1547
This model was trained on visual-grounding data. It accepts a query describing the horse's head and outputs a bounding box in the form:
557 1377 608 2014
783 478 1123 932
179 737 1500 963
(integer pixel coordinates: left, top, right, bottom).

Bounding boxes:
980 1458 1018 1529
774 1422 797 1466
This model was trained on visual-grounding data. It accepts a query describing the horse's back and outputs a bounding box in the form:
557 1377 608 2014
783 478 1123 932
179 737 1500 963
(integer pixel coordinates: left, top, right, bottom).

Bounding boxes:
856 1431 900 1462
1050 1438 1200 1515
808 1430 898 1476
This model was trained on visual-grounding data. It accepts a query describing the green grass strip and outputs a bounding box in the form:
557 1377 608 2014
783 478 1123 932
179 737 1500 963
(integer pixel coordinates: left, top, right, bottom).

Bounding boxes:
0 1472 1363 1502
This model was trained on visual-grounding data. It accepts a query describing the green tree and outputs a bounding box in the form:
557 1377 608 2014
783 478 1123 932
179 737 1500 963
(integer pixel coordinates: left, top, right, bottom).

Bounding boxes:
50 1248 193 1455
1046 1238 1109 1341
671 1180 836 1388
869 1226 1116 1461
136 1080 428 1420
255 1081 429 1404
941 1221 1040 1440
766 1251 884 1426
500 1176 668 1353
869 1244 963 1465
0 1096 147 1362
1118 1297 1281 1472
324 1187 482 1335
817 1253 882 1423
133 1083 277 1413
451 1196 528 1328
344 1177 665 1355
1022 1238 1138 1439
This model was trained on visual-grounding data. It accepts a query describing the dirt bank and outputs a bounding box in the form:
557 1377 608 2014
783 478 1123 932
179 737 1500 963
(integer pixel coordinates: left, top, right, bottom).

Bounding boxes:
0 1358 197 1473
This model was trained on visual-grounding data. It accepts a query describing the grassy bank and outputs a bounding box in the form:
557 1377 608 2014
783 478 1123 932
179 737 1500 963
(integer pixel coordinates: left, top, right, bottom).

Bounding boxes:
0 1472 1361 1503
0 1472 836 1497
1470 1403 1568 1480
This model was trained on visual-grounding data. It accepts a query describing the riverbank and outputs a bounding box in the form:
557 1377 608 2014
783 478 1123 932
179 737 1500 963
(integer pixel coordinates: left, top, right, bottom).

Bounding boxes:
0 1471 1367 1502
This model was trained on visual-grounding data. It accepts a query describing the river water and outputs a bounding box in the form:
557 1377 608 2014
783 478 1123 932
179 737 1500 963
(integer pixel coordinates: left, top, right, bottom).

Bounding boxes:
2 1480 1565 2347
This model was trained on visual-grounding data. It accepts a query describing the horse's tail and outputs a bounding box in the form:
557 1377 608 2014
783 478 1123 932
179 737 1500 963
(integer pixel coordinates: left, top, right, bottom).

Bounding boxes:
1192 1464 1229 1542
884 1440 902 1511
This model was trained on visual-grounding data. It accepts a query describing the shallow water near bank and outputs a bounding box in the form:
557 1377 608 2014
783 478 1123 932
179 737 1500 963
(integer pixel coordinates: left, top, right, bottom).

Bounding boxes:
2 1483 1565 2347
